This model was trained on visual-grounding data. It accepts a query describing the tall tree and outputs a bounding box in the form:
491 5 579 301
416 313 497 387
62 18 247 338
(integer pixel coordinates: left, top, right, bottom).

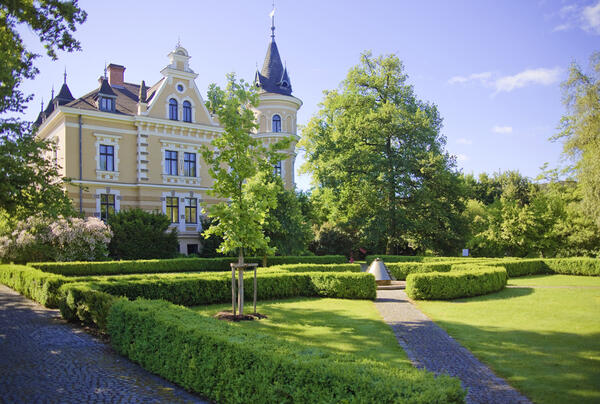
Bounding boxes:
200 73 290 264
554 52 600 228
0 0 86 222
301 52 466 255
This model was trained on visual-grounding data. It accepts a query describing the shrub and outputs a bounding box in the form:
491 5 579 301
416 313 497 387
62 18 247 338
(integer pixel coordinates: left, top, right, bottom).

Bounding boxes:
406 266 507 300
0 264 70 307
30 255 349 276
386 262 453 280
68 271 376 307
108 208 178 260
270 263 361 273
59 283 120 330
108 299 465 404
483 259 548 277
544 258 600 276
0 215 111 263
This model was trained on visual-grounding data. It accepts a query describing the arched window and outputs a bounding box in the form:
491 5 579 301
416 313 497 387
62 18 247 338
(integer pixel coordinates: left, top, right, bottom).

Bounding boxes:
183 101 192 123
272 114 281 132
169 98 178 120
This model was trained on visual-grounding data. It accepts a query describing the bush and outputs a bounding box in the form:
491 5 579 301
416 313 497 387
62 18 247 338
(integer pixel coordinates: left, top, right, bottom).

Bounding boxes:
0 215 112 263
386 262 453 280
108 208 178 260
68 271 376 307
59 283 120 330
0 264 70 307
108 299 465 404
30 255 349 276
483 259 548 277
271 263 361 273
406 266 507 300
544 258 600 276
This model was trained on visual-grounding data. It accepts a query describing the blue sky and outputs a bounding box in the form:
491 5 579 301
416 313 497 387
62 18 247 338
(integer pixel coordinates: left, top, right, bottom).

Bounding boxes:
15 0 600 190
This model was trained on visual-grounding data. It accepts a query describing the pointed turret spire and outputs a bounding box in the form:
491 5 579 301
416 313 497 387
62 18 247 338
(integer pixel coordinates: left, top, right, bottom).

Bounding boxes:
51 85 54 100
63 67 67 84
40 98 44 113
255 5 292 96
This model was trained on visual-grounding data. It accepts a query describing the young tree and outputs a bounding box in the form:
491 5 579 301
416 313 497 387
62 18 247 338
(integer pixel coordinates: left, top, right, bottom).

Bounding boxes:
301 52 466 255
554 52 600 228
0 0 86 221
200 73 290 265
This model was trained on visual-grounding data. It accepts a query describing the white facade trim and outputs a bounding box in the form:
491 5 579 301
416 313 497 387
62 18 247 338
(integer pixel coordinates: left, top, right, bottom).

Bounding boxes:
94 187 121 218
94 133 122 181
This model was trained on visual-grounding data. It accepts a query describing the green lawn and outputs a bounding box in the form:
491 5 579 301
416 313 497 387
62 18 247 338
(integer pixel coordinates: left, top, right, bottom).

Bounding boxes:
191 297 412 369
415 275 600 404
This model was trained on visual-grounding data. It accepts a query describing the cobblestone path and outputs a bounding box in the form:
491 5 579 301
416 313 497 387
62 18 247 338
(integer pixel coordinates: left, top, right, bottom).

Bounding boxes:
375 289 532 404
0 284 209 404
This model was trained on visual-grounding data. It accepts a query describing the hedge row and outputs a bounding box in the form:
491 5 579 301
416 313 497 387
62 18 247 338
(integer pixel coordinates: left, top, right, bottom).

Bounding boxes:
365 255 483 264
544 258 600 276
59 283 121 330
386 262 452 281
270 263 361 273
30 255 348 276
0 265 70 307
406 266 508 300
108 299 465 404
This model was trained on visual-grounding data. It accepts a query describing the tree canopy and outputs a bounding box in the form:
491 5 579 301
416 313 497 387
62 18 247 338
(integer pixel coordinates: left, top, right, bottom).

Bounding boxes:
554 52 600 229
300 52 466 255
200 74 290 263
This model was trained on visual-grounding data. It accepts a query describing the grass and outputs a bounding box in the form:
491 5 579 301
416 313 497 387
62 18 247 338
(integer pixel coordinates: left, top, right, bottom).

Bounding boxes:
191 297 412 369
415 275 600 404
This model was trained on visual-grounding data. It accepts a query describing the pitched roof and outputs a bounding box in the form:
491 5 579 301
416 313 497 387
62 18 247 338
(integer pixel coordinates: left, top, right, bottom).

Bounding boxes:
255 39 292 96
35 82 76 126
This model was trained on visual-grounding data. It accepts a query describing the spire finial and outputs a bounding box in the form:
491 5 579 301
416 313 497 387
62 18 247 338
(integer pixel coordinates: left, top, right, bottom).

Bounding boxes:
104 62 107 79
41 97 44 113
177 36 181 48
51 84 54 100
63 67 67 84
269 2 276 40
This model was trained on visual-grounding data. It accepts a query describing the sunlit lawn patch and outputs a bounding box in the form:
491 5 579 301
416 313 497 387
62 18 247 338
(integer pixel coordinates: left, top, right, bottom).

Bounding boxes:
191 297 411 369
415 275 600 404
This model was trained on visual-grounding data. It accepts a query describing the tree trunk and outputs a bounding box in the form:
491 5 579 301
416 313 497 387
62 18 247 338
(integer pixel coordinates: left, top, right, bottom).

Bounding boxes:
238 248 245 315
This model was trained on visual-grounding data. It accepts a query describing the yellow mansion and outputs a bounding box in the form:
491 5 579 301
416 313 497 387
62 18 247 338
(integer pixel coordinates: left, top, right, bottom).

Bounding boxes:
34 26 302 254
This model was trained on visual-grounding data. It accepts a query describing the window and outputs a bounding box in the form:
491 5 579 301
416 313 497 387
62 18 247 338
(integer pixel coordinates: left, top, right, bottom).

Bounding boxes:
165 150 178 175
272 114 281 132
184 152 196 177
183 101 192 122
99 145 114 171
273 160 282 177
100 194 115 222
166 197 179 223
177 84 184 92
169 98 178 120
187 244 199 255
99 97 114 112
185 197 197 224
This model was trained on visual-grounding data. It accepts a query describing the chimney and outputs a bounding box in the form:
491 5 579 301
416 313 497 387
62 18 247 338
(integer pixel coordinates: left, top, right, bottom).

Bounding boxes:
107 63 125 87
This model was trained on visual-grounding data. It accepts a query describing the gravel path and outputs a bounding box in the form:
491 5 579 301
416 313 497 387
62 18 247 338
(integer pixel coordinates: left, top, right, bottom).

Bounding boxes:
375 289 531 404
0 284 209 404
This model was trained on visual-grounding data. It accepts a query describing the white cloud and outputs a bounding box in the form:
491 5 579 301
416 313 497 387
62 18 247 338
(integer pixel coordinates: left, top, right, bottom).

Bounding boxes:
456 154 469 163
492 126 513 134
583 1 600 33
448 72 492 85
493 68 562 93
456 137 473 145
550 1 600 34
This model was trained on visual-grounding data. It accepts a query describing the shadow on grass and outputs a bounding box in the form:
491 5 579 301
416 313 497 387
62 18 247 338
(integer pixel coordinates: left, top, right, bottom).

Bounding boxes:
432 320 600 404
192 297 412 368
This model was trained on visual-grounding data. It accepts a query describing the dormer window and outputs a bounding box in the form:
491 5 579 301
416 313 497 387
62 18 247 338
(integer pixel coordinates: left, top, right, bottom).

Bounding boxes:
169 98 178 120
272 114 281 132
183 101 192 122
281 81 288 88
99 97 114 112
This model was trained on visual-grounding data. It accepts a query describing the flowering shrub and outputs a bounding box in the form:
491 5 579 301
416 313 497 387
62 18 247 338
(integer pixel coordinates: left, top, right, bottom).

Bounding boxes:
0 215 112 263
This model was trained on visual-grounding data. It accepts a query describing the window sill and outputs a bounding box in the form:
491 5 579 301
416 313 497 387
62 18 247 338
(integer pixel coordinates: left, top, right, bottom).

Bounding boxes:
162 174 201 185
96 170 119 181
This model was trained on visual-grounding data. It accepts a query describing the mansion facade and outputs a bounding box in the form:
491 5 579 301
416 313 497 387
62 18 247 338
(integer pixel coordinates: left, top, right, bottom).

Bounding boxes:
35 28 302 254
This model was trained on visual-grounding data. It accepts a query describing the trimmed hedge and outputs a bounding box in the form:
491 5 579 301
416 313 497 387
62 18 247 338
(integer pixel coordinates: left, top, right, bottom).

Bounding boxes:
406 266 508 300
386 262 452 281
59 283 120 330
0 264 70 307
30 255 347 276
108 299 465 404
483 259 548 277
544 258 600 276
270 263 361 273
70 272 376 308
